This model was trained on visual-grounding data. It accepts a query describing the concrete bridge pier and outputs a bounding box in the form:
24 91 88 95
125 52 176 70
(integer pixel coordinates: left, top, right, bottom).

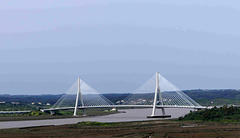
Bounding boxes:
161 108 166 116
82 109 87 116
50 111 55 115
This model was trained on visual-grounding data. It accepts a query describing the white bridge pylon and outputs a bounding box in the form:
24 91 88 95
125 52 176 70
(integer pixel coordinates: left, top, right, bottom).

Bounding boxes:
151 72 167 117
124 72 201 117
51 77 114 116
50 72 202 117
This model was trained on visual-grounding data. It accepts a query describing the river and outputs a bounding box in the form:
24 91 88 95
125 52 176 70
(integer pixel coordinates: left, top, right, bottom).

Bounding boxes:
0 108 193 129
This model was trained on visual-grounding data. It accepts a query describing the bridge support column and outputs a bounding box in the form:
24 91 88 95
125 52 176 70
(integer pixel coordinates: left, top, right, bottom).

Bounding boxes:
161 108 166 116
50 111 55 115
83 109 87 116
147 72 171 118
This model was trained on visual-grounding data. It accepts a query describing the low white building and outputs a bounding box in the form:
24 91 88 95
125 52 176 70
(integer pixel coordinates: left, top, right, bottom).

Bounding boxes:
11 102 19 105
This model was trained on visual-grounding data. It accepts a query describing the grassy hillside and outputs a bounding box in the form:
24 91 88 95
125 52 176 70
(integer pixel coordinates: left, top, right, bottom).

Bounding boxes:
184 89 240 106
0 94 63 105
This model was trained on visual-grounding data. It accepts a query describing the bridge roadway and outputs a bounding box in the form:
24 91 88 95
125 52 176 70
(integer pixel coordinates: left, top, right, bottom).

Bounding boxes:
0 106 207 114
41 105 206 112
0 111 31 114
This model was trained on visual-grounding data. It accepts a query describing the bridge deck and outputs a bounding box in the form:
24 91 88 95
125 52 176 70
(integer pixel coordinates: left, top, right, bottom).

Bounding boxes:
41 105 206 112
0 111 31 114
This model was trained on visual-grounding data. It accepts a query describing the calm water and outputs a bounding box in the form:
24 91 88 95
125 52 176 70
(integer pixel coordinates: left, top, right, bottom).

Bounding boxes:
0 108 193 129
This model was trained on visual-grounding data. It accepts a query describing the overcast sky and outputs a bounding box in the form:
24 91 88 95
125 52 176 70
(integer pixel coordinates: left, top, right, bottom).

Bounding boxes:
1 0 240 94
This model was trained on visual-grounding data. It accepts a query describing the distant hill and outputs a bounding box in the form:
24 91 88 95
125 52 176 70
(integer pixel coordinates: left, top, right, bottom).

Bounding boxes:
1 89 240 106
0 94 63 105
184 89 240 106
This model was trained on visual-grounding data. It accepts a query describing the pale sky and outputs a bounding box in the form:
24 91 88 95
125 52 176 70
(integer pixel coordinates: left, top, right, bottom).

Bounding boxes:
1 0 240 94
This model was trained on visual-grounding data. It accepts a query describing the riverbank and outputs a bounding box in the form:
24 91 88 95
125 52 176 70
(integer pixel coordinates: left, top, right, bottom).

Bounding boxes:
0 108 120 122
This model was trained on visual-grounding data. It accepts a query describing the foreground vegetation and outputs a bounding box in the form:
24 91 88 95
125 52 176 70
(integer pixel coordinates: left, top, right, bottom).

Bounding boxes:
179 106 240 122
1 120 240 137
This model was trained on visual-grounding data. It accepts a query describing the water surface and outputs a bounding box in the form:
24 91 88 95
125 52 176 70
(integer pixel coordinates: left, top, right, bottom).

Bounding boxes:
0 108 192 129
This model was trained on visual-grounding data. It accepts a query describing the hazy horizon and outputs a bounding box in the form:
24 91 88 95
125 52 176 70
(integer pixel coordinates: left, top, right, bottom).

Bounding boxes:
1 0 240 94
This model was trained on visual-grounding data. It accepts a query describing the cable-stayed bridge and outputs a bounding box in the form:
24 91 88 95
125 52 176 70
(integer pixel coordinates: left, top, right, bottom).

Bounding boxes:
42 72 205 118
